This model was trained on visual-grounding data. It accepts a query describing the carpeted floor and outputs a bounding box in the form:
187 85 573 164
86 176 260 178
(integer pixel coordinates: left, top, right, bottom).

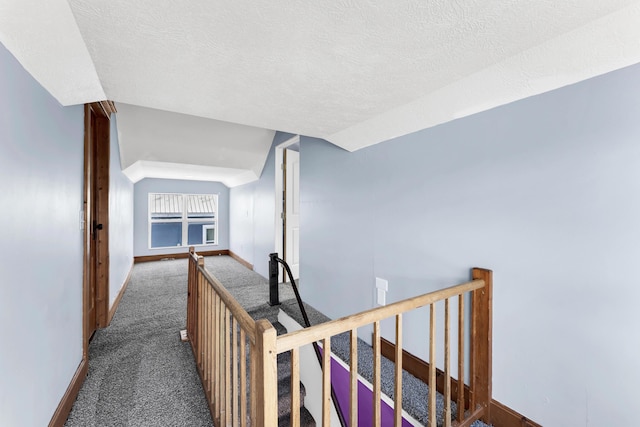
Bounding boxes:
65 255 489 427
65 258 212 427
65 255 302 427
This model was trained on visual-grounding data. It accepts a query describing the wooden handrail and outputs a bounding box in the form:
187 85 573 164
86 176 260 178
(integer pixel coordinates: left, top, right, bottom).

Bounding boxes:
188 248 492 427
276 278 484 354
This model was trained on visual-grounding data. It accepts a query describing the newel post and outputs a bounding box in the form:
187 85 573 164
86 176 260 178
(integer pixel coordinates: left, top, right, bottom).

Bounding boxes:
187 247 199 351
195 255 205 369
268 253 280 306
254 319 278 426
471 267 493 422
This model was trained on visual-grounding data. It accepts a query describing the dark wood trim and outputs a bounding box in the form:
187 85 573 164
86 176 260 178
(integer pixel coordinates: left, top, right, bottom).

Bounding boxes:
107 262 133 326
82 104 92 358
228 250 253 270
380 338 541 427
490 400 543 427
48 358 88 427
94 108 110 328
98 100 117 116
134 249 229 263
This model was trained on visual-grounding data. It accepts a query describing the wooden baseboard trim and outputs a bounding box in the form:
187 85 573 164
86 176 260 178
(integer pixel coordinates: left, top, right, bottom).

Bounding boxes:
134 249 229 263
380 337 470 406
379 338 541 427
48 358 88 427
107 262 133 326
490 399 542 427
228 250 253 270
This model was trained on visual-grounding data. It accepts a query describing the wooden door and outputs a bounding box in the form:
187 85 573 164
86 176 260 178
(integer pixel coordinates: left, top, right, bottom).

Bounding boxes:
284 149 300 280
83 103 111 355
85 109 97 340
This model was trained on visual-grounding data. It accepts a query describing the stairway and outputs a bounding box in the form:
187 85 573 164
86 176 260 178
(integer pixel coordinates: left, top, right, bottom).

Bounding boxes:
273 299 493 427
246 306 316 426
236 281 491 427
276 327 316 426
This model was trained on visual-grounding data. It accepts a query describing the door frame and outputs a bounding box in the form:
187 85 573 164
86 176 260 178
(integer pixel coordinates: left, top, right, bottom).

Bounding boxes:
82 102 113 357
274 135 300 281
284 148 300 280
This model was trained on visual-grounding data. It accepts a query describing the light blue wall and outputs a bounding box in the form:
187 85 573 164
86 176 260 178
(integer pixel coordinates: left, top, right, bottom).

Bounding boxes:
229 132 295 278
109 115 134 306
134 178 229 256
0 43 84 427
298 63 640 426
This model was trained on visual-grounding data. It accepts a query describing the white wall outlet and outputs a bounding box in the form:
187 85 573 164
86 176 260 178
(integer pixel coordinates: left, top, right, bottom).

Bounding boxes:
375 277 388 291
375 277 388 306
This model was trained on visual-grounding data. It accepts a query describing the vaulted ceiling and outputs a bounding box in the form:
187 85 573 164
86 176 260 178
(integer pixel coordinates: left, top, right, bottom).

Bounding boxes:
2 1 640 186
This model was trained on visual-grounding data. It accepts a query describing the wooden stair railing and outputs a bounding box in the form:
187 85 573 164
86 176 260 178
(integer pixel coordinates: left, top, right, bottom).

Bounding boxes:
187 247 492 427
188 247 278 426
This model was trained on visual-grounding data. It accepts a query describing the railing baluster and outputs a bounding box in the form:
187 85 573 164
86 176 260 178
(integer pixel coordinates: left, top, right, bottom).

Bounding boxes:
214 299 225 424
428 303 436 427
291 347 300 427
214 294 221 421
394 314 403 427
373 321 381 427
218 301 223 423
208 286 214 404
457 293 465 422
240 328 247 427
204 281 210 393
250 340 256 425
444 298 451 427
187 251 192 346
196 270 202 369
225 307 231 426
199 257 205 377
322 337 331 427
350 328 358 427
232 317 239 427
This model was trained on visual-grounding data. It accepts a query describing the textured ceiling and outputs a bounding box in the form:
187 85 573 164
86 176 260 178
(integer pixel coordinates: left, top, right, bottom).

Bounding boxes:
2 0 640 184
0 0 105 104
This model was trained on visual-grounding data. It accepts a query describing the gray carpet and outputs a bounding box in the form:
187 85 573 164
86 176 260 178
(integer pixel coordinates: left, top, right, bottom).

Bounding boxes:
66 255 489 427
65 255 309 427
65 259 212 427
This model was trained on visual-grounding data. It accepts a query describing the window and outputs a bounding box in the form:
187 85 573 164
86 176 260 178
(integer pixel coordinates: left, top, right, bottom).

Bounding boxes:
149 193 217 249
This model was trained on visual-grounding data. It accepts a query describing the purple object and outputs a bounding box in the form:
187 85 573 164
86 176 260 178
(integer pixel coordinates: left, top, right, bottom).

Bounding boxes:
319 347 414 427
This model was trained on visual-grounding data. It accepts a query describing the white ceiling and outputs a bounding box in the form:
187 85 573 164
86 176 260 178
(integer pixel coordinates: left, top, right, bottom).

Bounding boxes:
2 0 640 185
116 103 275 186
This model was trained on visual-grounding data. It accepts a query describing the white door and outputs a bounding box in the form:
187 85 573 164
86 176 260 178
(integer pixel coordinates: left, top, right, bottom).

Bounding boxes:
285 149 300 280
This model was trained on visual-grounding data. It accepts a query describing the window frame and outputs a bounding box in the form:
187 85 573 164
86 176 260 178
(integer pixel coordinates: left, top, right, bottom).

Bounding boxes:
203 224 216 244
148 192 218 249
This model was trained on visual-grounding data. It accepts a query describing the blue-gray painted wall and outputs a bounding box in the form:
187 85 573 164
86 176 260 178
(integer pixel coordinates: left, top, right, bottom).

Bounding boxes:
133 178 229 256
230 132 295 278
109 115 134 305
230 63 640 425
0 43 85 427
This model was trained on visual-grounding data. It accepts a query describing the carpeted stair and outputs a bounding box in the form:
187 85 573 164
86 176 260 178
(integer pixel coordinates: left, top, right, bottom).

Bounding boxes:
276 332 316 426
247 308 316 426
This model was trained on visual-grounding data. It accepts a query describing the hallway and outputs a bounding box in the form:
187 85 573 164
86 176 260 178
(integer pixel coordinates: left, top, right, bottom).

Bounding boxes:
65 254 301 426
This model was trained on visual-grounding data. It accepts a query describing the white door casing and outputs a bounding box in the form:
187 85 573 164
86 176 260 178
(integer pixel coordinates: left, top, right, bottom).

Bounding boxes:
285 149 300 280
